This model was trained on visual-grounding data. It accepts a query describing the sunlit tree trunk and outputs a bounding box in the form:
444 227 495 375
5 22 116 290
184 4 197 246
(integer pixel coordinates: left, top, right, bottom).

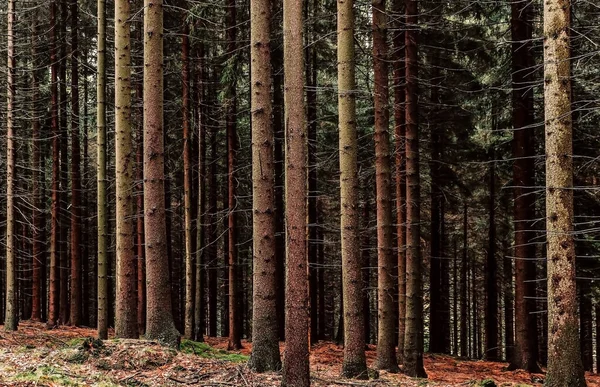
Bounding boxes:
403 0 426 377
543 1 585 385
4 0 17 332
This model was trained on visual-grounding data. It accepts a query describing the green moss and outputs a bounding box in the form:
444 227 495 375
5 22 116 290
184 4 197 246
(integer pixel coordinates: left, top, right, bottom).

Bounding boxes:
180 339 248 363
13 365 83 386
477 379 496 387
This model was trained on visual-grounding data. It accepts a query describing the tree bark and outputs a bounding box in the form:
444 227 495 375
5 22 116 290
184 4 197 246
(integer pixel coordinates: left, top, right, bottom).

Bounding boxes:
509 0 539 372
4 0 17 331
248 0 282 371
96 0 108 339
403 0 426 377
485 152 498 360
543 1 586 385
282 0 310 384
59 0 69 326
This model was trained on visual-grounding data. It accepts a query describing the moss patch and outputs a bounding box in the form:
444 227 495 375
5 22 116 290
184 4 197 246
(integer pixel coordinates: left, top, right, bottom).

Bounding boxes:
180 339 248 362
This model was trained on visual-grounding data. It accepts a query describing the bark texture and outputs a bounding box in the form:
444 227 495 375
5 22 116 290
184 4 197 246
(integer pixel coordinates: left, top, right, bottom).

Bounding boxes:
338 0 367 378
143 0 180 348
543 0 586 385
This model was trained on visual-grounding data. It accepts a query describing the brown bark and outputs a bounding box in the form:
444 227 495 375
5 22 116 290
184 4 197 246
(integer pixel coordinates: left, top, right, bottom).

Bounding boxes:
372 0 398 372
403 0 426 377
460 203 468 357
143 0 180 347
485 153 498 360
248 0 282 371
509 0 539 372
69 0 82 327
59 0 69 326
579 284 593 371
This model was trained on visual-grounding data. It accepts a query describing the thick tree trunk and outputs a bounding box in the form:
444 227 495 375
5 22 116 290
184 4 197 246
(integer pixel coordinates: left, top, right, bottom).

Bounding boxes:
543 2 586 385
69 0 82 327
115 0 138 339
5 0 17 331
338 0 367 378
96 0 108 339
510 0 539 372
143 0 180 347
372 0 398 372
281 0 310 384
403 0 426 377
248 0 282 371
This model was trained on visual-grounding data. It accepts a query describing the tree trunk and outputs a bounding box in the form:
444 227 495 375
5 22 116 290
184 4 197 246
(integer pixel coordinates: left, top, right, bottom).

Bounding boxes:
504 229 514 362
372 0 398 372
4 0 17 331
485 152 498 360
392 0 406 363
182 20 194 340
282 0 310 384
510 0 539 372
114 0 138 339
338 0 367 378
452 239 458 356
143 0 180 347
403 0 426 377
248 0 282 371
226 0 242 350
69 0 82 327
543 2 586 385
47 0 61 330
361 189 372 345
579 284 593 371
460 203 468 357
96 0 108 339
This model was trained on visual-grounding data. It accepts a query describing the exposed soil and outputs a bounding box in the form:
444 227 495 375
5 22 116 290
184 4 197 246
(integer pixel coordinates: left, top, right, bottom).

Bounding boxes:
0 321 598 386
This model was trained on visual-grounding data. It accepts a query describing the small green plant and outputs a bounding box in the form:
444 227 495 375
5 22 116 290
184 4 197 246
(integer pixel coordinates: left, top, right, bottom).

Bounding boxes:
478 379 497 387
180 339 248 363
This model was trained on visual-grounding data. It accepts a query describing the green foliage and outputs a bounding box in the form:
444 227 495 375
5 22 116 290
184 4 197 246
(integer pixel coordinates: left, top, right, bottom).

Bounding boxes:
477 379 497 387
180 339 248 363
14 365 82 386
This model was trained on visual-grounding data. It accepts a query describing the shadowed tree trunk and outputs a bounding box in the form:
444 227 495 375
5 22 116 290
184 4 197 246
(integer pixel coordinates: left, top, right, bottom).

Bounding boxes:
485 151 498 360
403 0 426 377
69 0 82 327
373 0 398 372
579 284 593 371
247 0 282 372
509 0 539 372
143 0 180 348
96 0 108 340
114 0 138 339
338 0 367 378
460 203 468 357
59 0 69 326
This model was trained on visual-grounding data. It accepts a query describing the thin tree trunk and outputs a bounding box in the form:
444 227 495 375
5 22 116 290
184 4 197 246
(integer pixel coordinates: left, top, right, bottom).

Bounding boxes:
47 0 61 330
579 284 593 371
452 239 458 356
226 0 242 350
504 229 514 362
372 0 398 372
362 190 371 345
182 20 194 340
460 203 468 357
31 12 43 323
69 0 82 327
248 0 282 371
485 152 498 360
4 0 17 331
338 0 367 378
143 0 180 347
96 0 108 339
59 0 69 325
403 0 426 377
509 0 539 372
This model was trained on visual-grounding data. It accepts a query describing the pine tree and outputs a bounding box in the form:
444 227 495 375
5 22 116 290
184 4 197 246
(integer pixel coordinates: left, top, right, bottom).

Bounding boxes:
282 0 310 383
143 0 180 348
248 0 282 372
338 0 367 378
543 0 586 385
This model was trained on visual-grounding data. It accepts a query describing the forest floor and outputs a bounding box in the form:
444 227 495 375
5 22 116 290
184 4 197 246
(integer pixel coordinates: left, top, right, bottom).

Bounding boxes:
0 322 598 387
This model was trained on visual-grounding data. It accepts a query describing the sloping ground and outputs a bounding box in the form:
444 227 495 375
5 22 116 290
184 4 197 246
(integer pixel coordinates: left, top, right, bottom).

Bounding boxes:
0 322 598 386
